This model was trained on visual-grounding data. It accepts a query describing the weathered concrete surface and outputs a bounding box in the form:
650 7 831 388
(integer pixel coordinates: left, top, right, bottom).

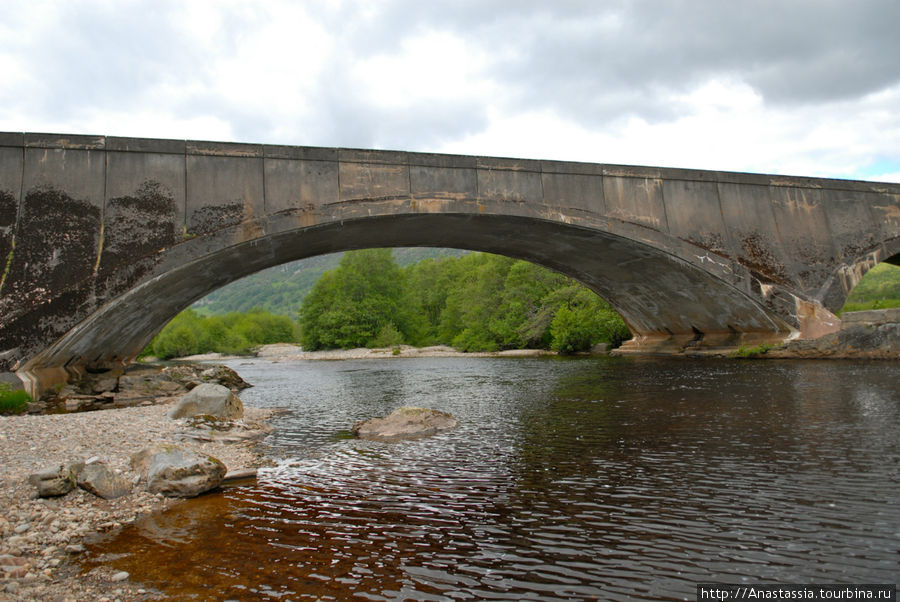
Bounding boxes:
0 133 898 395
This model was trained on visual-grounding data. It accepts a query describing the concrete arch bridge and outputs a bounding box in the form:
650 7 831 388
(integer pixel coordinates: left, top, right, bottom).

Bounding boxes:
1 133 898 395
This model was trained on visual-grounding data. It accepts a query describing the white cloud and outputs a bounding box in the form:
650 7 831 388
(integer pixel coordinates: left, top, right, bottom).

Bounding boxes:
0 0 898 182
868 172 900 184
352 30 496 110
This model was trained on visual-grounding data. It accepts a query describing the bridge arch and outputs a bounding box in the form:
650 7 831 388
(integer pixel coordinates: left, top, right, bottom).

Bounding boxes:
23 211 791 378
1 133 898 394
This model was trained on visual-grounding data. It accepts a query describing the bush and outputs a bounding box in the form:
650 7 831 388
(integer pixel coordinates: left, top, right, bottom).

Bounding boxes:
145 308 300 359
369 323 404 348
0 382 31 414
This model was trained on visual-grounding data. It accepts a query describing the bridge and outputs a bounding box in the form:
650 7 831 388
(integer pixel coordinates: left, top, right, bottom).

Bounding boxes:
1 132 898 395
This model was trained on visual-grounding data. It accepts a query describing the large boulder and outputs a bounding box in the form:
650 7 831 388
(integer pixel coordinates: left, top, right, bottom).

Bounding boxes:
76 461 131 500
145 447 227 498
167 383 243 420
163 364 251 391
27 461 84 497
352 407 458 441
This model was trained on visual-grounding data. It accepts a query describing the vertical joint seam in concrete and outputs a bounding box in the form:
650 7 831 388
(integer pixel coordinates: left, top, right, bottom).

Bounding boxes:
766 184 788 263
182 149 189 236
659 176 671 235
261 151 268 215
93 150 109 275
406 154 413 203
0 147 26 295
539 160 545 204
597 173 607 216
714 181 739 263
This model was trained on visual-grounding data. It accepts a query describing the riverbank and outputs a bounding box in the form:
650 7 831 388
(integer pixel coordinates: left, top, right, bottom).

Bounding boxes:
176 344 562 363
0 392 276 600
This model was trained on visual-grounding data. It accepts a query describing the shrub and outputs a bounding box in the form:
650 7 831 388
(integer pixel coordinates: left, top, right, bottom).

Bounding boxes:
0 382 31 414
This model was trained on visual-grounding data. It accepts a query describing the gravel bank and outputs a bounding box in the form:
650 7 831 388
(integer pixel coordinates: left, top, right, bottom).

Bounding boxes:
0 400 275 601
254 343 557 361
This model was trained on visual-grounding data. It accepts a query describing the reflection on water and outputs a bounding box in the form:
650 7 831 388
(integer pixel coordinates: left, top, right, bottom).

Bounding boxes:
83 358 900 600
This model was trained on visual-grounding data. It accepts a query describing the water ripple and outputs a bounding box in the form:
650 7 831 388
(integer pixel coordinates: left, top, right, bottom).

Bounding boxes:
84 357 900 600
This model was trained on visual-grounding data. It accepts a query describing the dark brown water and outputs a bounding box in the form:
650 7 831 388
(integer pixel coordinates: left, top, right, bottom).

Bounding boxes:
83 357 900 600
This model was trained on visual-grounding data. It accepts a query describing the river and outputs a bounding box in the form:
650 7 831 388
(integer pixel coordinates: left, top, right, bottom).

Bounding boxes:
83 357 899 600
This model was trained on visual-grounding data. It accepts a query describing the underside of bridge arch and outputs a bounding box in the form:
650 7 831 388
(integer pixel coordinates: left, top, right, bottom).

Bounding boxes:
820 237 900 313
19 212 793 394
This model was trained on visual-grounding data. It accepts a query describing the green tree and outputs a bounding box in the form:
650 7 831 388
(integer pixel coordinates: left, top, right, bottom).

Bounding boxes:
549 287 631 353
145 308 300 359
299 249 412 350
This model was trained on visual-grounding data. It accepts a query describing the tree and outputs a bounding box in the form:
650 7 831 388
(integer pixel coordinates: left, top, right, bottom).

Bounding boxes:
549 287 631 353
299 249 412 350
145 308 300 359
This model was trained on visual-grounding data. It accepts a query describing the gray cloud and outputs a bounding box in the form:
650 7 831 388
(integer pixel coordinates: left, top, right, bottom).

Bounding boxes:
3 0 899 162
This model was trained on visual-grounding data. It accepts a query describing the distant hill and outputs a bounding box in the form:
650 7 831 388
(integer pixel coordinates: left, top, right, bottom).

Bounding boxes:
193 248 470 316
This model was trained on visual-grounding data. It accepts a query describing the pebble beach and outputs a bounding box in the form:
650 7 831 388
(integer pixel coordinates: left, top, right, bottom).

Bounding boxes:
0 398 275 601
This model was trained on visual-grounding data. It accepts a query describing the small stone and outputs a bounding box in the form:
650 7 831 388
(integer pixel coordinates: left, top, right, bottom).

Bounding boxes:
14 523 30 534
65 544 85 554
5 566 28 579
77 462 131 500
110 570 129 582
27 462 84 497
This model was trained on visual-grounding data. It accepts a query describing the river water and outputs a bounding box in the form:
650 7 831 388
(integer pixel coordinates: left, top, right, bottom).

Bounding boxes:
84 357 899 600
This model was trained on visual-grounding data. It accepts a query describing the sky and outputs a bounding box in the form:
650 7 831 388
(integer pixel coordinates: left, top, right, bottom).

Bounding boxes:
2 0 899 182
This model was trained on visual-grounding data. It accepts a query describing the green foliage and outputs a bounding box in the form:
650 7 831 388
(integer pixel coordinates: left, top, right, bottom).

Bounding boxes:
300 249 415 350
0 382 31 414
841 299 900 313
732 343 774 358
191 249 470 316
370 323 405 348
301 249 632 352
841 262 900 314
145 308 299 359
549 287 632 353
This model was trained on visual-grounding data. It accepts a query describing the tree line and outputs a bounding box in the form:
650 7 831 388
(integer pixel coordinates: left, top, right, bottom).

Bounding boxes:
298 249 631 353
146 249 632 358
137 250 900 360
144 308 299 359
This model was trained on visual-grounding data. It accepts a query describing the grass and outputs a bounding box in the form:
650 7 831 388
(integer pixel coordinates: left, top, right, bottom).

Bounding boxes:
840 299 900 314
0 382 32 414
840 263 900 315
732 343 774 358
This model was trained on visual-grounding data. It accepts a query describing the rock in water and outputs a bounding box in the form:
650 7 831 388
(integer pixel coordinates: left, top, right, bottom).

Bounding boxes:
27 461 84 497
352 407 458 441
76 462 131 500
167 383 243 420
146 447 227 497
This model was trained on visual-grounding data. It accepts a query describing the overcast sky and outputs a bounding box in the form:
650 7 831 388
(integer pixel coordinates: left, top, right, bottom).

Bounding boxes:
2 0 899 182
